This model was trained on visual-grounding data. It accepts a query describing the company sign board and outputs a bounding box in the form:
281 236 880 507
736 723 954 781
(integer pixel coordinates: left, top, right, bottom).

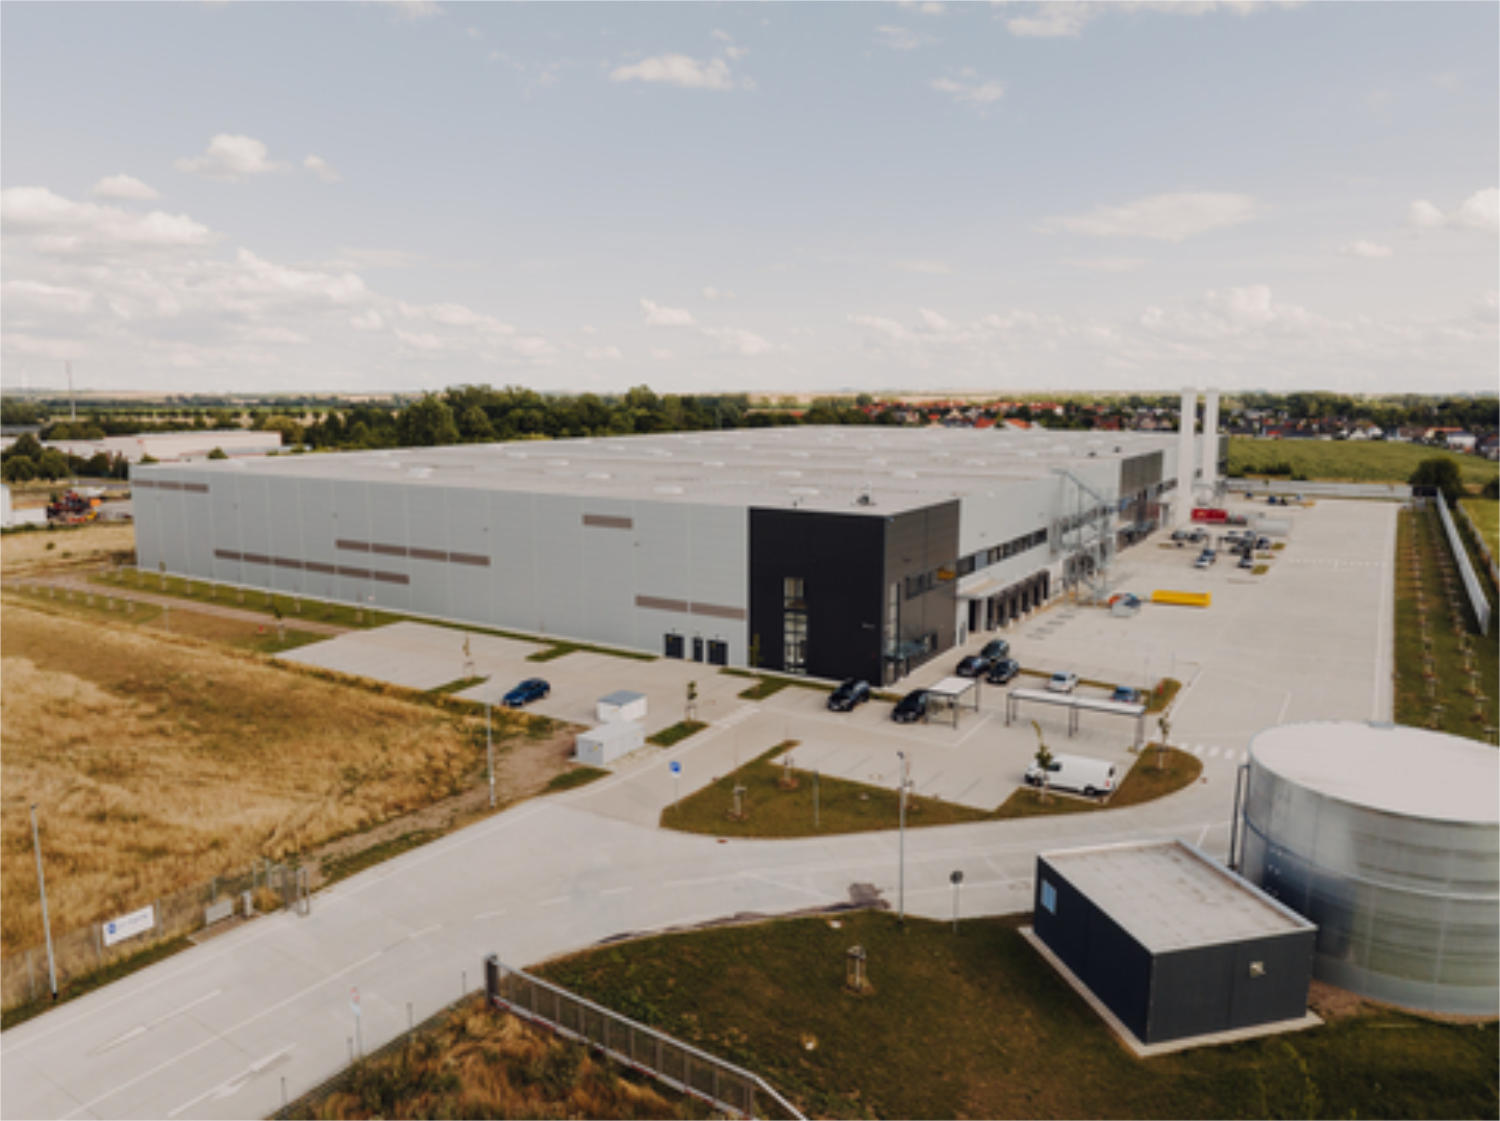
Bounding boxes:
1191 508 1228 523
103 904 155 947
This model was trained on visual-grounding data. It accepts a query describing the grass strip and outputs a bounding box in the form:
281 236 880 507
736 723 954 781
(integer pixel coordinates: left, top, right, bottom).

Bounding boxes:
661 742 1202 837
545 766 609 793
647 720 707 748
426 675 488 696
320 830 442 888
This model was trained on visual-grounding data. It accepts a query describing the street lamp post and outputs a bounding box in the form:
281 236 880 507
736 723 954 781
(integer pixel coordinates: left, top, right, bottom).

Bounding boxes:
897 752 909 927
30 805 58 1001
486 700 495 809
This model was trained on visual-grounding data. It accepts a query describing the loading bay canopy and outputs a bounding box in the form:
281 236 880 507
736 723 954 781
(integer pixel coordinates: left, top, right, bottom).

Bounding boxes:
1005 688 1149 747
927 675 980 728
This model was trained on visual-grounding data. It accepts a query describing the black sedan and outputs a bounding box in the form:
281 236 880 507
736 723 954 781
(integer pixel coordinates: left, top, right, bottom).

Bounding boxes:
955 654 992 677
827 679 872 712
985 658 1021 685
892 689 930 724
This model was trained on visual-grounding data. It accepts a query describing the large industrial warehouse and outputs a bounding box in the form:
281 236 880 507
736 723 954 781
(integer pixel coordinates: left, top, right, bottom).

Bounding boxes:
132 421 1222 683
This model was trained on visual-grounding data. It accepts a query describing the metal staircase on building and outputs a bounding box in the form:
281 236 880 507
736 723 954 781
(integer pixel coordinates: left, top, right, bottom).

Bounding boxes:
1051 467 1119 605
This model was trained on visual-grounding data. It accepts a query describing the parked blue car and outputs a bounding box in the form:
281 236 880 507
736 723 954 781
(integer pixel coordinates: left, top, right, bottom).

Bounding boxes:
502 678 551 708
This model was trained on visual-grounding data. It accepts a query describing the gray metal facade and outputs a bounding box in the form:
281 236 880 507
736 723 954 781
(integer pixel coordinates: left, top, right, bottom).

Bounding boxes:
131 428 1191 673
1240 727 1500 1016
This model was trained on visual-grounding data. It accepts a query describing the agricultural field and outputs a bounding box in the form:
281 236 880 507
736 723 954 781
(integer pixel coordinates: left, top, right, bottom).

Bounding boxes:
1 522 136 578
0 601 555 952
1228 437 1498 490
1461 497 1499 554
538 910 1498 1121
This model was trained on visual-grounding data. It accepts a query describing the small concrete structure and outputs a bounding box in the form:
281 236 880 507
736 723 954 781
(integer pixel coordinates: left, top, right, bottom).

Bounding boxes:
575 720 645 767
1032 839 1317 1049
597 690 648 724
1 485 48 529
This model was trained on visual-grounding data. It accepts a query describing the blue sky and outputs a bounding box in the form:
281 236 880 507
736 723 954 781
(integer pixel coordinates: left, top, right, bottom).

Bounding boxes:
2 1 1496 396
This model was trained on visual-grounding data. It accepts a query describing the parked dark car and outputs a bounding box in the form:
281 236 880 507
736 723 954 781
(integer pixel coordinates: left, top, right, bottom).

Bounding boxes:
828 679 872 712
1110 685 1141 705
980 638 1011 661
502 678 550 707
955 654 991 677
1239 554 1255 569
986 658 1021 685
1256 536 1271 550
892 689 931 724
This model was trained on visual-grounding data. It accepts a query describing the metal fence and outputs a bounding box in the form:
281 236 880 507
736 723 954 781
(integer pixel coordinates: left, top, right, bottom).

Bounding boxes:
485 956 804 1120
1435 493 1492 635
1231 479 1414 500
1455 500 1500 592
0 859 305 1012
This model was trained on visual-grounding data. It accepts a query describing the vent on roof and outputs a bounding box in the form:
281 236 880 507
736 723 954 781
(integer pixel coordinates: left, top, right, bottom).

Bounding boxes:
654 485 684 495
548 459 569 467
777 470 803 478
407 468 433 478
586 471 612 480
704 460 725 468
894 470 917 479
789 486 820 496
507 452 528 459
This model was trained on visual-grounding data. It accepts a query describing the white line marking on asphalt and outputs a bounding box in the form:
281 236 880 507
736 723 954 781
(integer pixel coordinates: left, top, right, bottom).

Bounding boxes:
1197 825 1210 848
744 873 830 900
954 712 996 747
91 989 224 1054
473 909 508 921
166 1046 294 1118
538 896 570 907
406 924 444 940
62 952 380 1119
600 886 633 897
664 875 731 889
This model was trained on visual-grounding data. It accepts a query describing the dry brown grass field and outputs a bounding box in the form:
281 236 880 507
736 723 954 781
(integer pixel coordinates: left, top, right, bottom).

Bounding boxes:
0 601 543 950
1 522 136 577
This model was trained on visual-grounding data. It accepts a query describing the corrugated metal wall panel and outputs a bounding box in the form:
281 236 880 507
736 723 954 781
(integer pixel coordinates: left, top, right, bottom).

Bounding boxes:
534 495 584 639
266 477 304 594
299 478 337 600
489 491 536 630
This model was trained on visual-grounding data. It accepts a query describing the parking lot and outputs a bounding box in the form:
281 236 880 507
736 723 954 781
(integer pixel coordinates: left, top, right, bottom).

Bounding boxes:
280 496 1396 829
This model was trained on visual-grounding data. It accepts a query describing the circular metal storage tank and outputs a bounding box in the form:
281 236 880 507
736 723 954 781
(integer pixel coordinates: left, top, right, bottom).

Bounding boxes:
1241 722 1498 1015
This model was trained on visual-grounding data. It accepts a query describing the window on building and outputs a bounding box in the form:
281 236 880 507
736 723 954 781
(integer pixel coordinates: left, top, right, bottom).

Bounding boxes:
783 576 808 674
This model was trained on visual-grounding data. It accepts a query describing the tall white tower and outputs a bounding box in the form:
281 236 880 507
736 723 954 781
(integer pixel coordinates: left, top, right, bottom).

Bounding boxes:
1201 389 1221 488
1176 387 1198 526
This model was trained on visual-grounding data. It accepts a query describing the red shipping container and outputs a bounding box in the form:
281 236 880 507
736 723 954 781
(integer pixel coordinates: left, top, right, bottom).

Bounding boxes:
1191 507 1228 523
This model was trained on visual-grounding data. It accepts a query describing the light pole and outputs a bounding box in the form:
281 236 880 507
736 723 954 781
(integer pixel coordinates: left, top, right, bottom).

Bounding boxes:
897 751 909 927
30 805 57 1001
486 700 495 809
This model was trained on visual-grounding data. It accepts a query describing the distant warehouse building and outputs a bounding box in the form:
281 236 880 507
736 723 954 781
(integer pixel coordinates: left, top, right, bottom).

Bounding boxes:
132 427 1213 682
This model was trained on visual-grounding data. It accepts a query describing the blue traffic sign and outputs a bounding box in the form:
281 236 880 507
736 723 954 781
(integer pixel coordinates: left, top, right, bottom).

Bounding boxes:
669 761 681 775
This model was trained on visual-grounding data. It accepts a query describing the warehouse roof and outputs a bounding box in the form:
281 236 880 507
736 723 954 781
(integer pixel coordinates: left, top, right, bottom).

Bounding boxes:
139 426 1178 515
1250 722 1499 824
1041 839 1312 953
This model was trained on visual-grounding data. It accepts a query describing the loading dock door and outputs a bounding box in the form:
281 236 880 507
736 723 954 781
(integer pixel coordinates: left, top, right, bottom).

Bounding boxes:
692 636 704 662
707 640 728 666
664 633 684 659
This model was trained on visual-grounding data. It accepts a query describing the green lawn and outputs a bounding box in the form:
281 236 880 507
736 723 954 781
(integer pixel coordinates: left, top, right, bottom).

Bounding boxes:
647 719 707 747
537 910 1498 1121
1392 508 1498 742
1461 497 1499 555
1228 437 1498 490
662 743 1202 838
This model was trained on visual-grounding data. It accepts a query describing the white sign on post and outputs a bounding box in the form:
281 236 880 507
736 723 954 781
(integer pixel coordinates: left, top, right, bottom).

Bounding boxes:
103 905 155 947
350 987 361 1017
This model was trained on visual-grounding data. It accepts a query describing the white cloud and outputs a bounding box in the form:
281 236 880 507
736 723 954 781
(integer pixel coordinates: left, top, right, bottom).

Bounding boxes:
1 187 218 253
402 301 515 334
304 155 342 183
931 70 1004 104
1340 240 1393 259
704 286 736 300
702 325 775 356
350 310 385 331
377 0 443 18
1408 189 1499 235
394 329 447 351
890 260 951 274
175 134 287 182
92 175 161 201
610 54 733 91
875 25 935 50
584 345 624 360
847 313 916 343
898 1 946 13
1003 2 1294 40
1064 256 1149 272
918 308 954 331
711 28 732 41
1474 291 1498 322
3 280 94 315
641 298 696 326
1039 191 1258 241
465 27 481 38
649 348 674 360
1408 199 1447 228
240 325 307 345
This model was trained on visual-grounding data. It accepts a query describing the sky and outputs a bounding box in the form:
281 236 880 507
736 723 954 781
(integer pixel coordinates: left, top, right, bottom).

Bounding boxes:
2 1 1496 397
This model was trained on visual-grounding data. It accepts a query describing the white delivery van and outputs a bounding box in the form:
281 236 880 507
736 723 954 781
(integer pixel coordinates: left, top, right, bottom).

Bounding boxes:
1024 753 1118 797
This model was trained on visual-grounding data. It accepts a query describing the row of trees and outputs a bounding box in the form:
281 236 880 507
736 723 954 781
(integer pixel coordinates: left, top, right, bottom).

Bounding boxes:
0 433 130 483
